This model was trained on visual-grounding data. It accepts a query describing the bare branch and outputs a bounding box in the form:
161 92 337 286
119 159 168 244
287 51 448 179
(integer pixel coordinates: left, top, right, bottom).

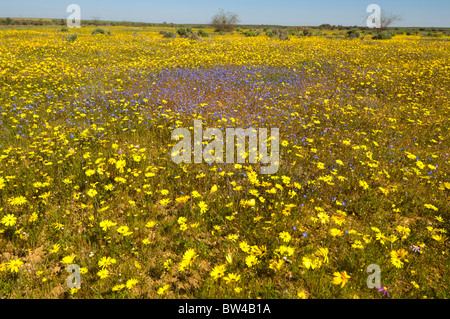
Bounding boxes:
211 9 240 32
380 10 402 28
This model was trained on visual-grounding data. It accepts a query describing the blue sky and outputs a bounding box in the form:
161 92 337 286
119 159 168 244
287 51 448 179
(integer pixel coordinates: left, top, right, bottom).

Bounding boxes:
1 0 449 27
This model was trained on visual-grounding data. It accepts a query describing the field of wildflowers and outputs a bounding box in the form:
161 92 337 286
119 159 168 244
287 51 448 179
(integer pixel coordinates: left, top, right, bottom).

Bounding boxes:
0 26 448 299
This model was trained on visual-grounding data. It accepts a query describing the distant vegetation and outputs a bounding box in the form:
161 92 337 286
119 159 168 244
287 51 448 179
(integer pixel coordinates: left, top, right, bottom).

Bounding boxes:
0 17 448 38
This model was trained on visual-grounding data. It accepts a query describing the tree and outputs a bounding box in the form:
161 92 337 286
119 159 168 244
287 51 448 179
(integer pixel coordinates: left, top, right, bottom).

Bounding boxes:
364 8 402 39
380 10 402 29
211 9 240 32
365 8 402 30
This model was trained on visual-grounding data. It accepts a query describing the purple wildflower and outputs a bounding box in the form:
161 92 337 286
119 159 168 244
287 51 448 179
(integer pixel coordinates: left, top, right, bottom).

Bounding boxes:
377 284 390 297
410 245 421 253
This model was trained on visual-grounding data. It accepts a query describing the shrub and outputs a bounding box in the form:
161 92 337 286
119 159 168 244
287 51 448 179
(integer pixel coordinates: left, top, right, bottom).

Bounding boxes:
176 27 193 37
275 29 289 40
160 31 176 38
426 32 442 37
346 28 360 38
188 33 201 40
406 30 419 35
267 29 289 40
319 24 332 30
197 29 209 37
61 27 69 32
66 33 77 42
302 28 311 36
372 31 394 40
92 28 106 35
243 30 258 37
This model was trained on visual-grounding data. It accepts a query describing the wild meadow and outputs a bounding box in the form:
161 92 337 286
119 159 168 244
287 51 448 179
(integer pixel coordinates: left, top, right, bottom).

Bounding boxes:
0 26 448 299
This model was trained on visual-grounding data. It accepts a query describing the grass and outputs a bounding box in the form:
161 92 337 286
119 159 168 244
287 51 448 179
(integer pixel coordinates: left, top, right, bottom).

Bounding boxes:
0 25 448 299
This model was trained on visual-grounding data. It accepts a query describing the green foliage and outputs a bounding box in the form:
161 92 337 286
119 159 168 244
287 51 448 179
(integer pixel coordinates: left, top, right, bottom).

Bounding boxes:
176 27 193 37
160 30 176 38
319 24 332 30
346 28 360 38
372 31 394 40
243 30 259 37
426 32 443 37
92 28 106 35
60 26 69 32
65 33 77 42
197 29 209 37
265 29 289 40
187 33 201 40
